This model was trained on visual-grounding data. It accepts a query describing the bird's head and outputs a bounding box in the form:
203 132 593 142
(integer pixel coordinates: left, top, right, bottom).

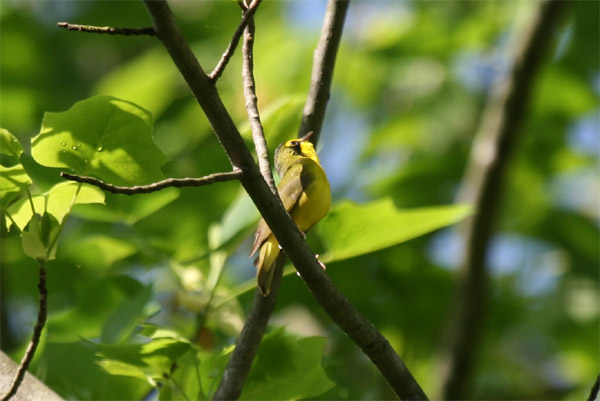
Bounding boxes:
274 131 319 176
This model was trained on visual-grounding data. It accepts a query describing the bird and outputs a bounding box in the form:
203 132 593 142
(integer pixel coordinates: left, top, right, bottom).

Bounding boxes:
250 131 331 296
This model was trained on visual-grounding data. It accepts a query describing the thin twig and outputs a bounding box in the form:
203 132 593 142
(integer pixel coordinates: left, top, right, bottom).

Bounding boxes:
441 1 566 399
297 0 349 145
143 1 427 398
1 262 48 401
241 8 275 192
208 0 262 81
60 170 242 195
57 22 155 36
212 257 285 400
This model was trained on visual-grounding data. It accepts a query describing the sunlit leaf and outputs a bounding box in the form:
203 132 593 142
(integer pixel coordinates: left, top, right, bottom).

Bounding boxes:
0 128 24 157
21 215 47 261
319 198 473 262
96 337 193 387
31 95 168 186
5 181 105 231
0 164 32 208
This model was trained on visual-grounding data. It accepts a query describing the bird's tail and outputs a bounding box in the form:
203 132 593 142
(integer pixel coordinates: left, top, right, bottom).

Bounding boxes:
254 235 280 296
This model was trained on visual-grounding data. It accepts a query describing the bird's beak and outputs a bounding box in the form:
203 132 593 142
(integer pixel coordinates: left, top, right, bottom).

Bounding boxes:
300 131 314 142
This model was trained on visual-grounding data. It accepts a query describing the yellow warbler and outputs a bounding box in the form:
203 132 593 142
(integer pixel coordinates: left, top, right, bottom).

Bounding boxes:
250 132 331 296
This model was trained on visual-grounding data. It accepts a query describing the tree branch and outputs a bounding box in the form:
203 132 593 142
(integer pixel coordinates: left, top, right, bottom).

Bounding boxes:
143 1 426 398
1 262 48 401
441 1 566 399
57 22 155 36
60 170 242 195
297 0 349 145
212 257 285 400
208 0 262 81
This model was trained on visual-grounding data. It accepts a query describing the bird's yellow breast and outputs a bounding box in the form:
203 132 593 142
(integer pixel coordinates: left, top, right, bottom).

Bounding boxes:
289 158 331 232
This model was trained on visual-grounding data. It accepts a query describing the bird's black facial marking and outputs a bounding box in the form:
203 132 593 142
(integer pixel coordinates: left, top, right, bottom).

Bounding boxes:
287 140 304 156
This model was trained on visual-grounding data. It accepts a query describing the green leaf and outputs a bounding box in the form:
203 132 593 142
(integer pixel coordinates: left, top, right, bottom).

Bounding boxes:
0 164 32 208
6 195 44 231
72 187 179 224
21 215 47 261
319 198 473 262
240 329 335 400
157 345 203 401
66 235 137 269
194 329 334 400
214 190 259 250
31 95 168 186
96 337 192 387
20 210 61 262
45 181 105 224
102 283 154 344
0 128 24 157
5 181 105 231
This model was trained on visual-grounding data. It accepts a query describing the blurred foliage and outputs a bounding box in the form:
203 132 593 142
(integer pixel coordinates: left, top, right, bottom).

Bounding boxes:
1 1 598 400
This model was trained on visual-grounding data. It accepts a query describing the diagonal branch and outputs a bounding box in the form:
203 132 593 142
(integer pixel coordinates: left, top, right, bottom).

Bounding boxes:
212 256 285 400
441 0 566 399
143 1 427 398
60 170 242 195
297 0 350 145
208 0 262 81
57 22 155 36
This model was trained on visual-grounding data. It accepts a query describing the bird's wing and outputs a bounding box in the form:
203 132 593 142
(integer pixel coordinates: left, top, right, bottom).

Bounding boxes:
250 164 306 256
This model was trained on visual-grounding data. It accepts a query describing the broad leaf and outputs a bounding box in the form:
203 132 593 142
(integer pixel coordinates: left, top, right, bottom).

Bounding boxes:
196 329 334 400
21 215 47 261
96 336 192 387
72 188 179 225
5 181 105 231
0 128 24 157
31 95 168 186
66 235 137 269
319 198 473 262
214 190 259 250
102 283 155 344
21 213 60 261
0 164 32 208
241 329 335 400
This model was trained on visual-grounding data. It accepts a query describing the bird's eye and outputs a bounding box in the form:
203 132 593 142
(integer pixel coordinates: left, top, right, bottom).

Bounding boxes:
289 140 299 147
